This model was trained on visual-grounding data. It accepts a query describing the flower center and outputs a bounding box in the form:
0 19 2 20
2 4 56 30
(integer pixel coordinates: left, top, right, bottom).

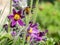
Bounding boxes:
28 28 33 33
14 14 20 20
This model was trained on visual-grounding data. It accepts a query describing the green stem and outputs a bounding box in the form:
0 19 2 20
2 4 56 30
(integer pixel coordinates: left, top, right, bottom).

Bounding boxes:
23 32 26 45
30 0 33 9
8 0 12 33
23 25 29 45
33 0 39 23
9 0 12 14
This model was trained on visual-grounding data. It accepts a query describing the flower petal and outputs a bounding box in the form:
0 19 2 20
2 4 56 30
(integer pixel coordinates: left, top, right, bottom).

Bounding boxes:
32 23 38 27
35 37 43 41
18 19 25 26
31 33 37 38
13 0 18 3
27 27 30 30
13 4 19 7
32 28 39 33
11 31 16 36
39 32 45 37
18 9 25 18
21 15 25 18
13 9 16 14
18 9 22 14
11 19 17 26
31 33 42 41
8 15 14 20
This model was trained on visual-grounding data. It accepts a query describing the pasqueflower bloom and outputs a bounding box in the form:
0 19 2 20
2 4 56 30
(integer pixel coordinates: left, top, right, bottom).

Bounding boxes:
11 31 16 36
27 22 39 34
26 22 48 42
28 22 38 30
3 24 8 32
26 30 47 42
13 0 27 9
8 9 25 27
13 0 20 9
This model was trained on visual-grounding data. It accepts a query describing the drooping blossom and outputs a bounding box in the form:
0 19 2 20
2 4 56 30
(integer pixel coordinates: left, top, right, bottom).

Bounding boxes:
26 22 48 42
13 0 19 3
3 24 8 32
8 9 25 27
11 31 16 36
13 0 20 10
13 0 27 9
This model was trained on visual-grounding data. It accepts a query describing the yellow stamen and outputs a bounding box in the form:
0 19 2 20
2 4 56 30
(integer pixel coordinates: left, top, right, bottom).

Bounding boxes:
29 28 33 33
14 14 20 20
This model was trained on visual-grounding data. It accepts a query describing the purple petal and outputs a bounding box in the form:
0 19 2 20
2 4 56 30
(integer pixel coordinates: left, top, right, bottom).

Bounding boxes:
31 34 42 41
18 19 25 26
13 0 18 3
13 4 19 7
3 24 8 32
29 21 33 26
13 9 16 14
30 34 37 41
27 27 30 30
8 15 14 20
31 33 37 38
32 28 39 33
11 31 16 36
11 19 17 26
21 15 25 18
29 33 42 41
39 32 45 37
29 22 38 29
32 23 38 27
18 9 22 14
18 9 25 18
35 37 43 41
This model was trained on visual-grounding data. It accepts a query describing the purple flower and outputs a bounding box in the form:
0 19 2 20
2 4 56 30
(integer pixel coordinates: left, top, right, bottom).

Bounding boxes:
13 1 19 8
38 30 48 37
27 27 39 34
27 22 39 34
39 32 45 37
8 9 25 27
29 22 38 28
13 0 27 9
26 33 43 42
26 23 41 41
13 0 18 3
27 22 38 31
26 22 48 42
11 31 16 36
3 24 8 32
